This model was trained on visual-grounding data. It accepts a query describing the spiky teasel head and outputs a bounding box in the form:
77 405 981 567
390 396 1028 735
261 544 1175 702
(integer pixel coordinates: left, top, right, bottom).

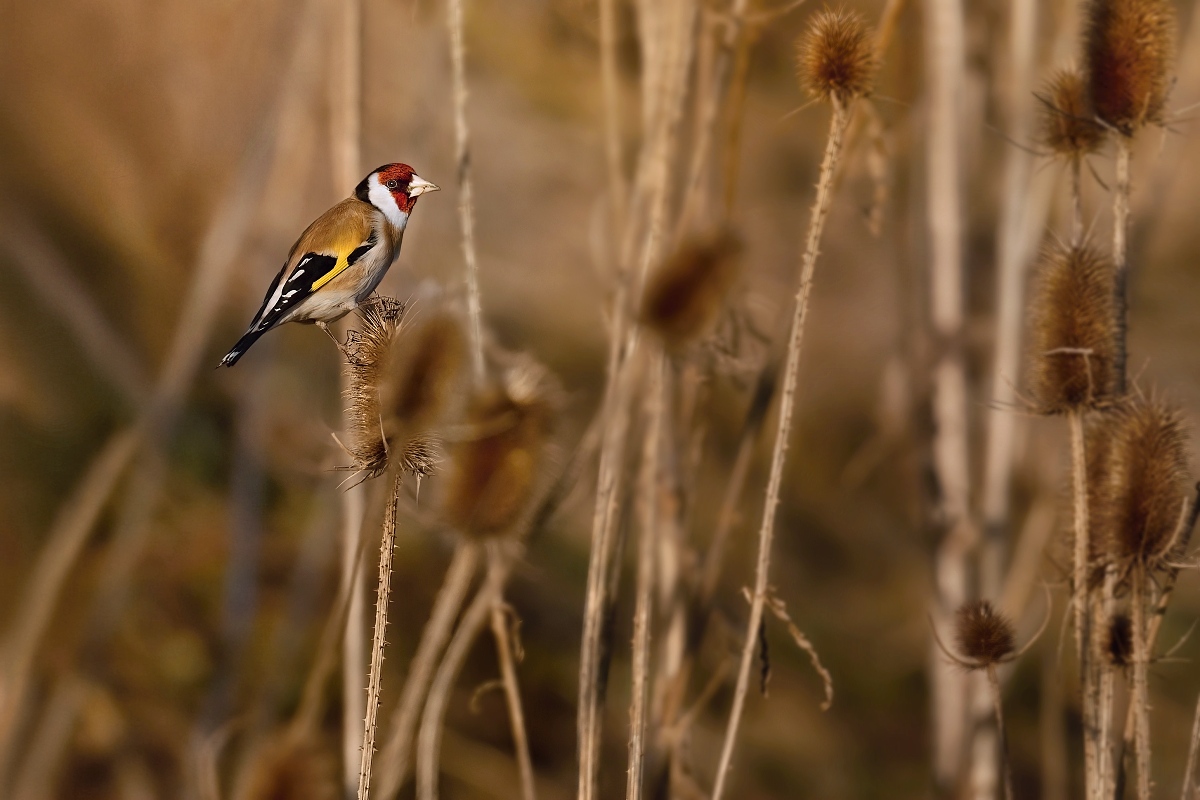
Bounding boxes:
440 355 559 539
232 734 338 800
954 600 1016 669
1101 398 1190 568
1029 243 1120 414
1083 0 1175 136
341 297 444 480
640 230 742 349
1106 613 1134 667
797 7 876 104
1038 66 1106 158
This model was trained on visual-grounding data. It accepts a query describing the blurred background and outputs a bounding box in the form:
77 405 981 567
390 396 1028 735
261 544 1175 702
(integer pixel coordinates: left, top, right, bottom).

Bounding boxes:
3 0 1200 798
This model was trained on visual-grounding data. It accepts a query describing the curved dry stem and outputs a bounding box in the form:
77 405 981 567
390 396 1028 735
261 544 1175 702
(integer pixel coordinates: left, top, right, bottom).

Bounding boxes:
416 549 513 800
986 665 1014 800
446 0 485 381
375 543 480 799
490 603 536 800
710 98 852 800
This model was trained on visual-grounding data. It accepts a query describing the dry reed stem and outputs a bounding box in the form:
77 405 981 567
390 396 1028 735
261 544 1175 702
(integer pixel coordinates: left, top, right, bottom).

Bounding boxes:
416 548 514 800
578 3 695 796
1096 565 1118 798
10 677 86 800
447 0 485 381
923 0 972 784
599 0 627 240
1132 565 1153 800
1070 157 1085 248
0 430 138 789
357 472 403 800
626 354 663 800
985 666 1014 800
710 98 851 800
376 543 480 799
1068 410 1100 797
331 0 365 786
1113 138 1131 394
489 604 536 800
1182 694 1200 800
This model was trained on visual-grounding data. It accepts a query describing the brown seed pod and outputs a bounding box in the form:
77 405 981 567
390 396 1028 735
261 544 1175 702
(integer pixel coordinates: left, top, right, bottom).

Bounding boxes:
1083 0 1175 135
1028 243 1120 414
797 7 876 104
955 600 1016 668
1106 613 1134 667
640 230 742 348
1103 398 1190 566
440 357 558 539
343 298 408 477
232 735 338 800
1038 66 1106 158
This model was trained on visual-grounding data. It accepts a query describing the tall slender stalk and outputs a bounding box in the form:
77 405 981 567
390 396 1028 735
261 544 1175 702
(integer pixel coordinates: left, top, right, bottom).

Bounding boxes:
491 604 537 800
985 665 1014 800
1068 411 1099 797
1131 564 1152 800
357 472 403 800
1113 139 1131 395
711 98 852 800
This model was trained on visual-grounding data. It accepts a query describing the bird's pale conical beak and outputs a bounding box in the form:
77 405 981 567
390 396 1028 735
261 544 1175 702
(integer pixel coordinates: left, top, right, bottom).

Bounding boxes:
407 176 440 197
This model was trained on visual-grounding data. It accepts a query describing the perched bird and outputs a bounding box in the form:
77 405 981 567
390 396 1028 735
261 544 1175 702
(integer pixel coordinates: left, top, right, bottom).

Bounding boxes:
218 163 439 367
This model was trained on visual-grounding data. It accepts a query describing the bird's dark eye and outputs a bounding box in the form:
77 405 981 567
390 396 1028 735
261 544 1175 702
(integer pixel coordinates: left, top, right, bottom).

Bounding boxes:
385 179 398 189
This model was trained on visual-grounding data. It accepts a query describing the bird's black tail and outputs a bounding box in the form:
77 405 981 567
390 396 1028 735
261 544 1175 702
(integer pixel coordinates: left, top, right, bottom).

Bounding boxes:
217 327 267 368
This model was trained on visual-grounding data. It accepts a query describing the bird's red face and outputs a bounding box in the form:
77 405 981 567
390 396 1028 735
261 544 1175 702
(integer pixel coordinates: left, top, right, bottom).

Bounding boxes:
356 163 440 216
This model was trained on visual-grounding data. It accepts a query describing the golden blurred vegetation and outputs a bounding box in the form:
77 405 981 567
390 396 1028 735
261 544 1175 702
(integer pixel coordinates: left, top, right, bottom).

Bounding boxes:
4 0 1200 798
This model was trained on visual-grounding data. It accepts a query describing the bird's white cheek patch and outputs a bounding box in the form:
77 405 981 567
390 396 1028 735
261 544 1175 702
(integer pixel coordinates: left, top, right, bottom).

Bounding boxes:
368 174 408 229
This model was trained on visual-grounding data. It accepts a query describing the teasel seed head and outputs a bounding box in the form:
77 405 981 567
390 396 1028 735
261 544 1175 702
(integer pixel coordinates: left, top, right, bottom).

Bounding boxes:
640 230 742 349
1102 398 1190 567
343 298 408 478
1038 66 1106 158
798 7 876 104
1106 613 1133 667
233 735 338 800
1083 0 1175 136
1029 243 1120 414
954 600 1016 668
440 355 559 540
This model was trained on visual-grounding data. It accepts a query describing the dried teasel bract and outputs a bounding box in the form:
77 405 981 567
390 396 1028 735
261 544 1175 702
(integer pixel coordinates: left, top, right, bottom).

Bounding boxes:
640 230 742 349
1038 66 1106 158
341 297 442 480
954 600 1017 669
440 356 559 540
1083 0 1176 135
797 7 876 104
1100 399 1190 567
1106 613 1134 667
1028 243 1120 414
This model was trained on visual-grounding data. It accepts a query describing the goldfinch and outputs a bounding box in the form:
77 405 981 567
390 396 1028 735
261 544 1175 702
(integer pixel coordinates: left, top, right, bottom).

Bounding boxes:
218 163 439 367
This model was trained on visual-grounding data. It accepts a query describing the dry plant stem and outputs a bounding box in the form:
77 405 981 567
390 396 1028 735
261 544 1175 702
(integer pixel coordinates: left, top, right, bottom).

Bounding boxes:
599 0 627 238
375 544 480 800
1182 694 1200 800
417 550 514 800
986 666 1015 800
924 0 972 784
1070 156 1084 248
490 605 536 800
1096 566 1118 799
330 0 365 788
0 430 138 788
447 0 485 381
357 472 403 800
710 98 851 800
1068 410 1099 796
1113 138 1131 395
627 354 663 800
1132 565 1152 800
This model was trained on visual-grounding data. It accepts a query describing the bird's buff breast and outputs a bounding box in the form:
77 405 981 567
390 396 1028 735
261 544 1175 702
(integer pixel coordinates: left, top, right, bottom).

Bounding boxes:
282 239 398 324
